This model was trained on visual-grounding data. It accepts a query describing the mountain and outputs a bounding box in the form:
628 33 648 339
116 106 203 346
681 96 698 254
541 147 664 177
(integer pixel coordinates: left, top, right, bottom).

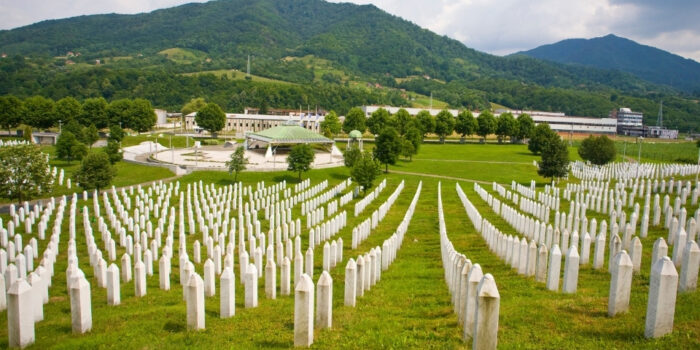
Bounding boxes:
1 0 699 131
515 34 700 93
0 0 660 93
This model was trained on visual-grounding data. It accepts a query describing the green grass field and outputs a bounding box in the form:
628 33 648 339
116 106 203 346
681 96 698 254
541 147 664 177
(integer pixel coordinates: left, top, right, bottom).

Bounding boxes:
180 69 293 85
0 143 698 348
158 48 208 64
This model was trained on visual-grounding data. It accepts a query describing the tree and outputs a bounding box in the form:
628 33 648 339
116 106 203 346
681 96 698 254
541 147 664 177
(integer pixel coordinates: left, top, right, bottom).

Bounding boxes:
367 108 390 135
528 123 557 155
226 146 248 181
181 97 207 116
496 112 516 143
351 151 381 194
64 120 85 143
374 127 402 173
416 110 435 139
578 135 616 165
83 124 99 148
23 96 56 129
454 110 476 141
393 109 411 136
80 97 109 128
75 152 116 192
0 95 23 134
515 114 535 142
287 144 315 180
107 99 133 128
401 139 416 160
56 131 80 163
71 141 88 162
108 124 125 142
55 96 82 125
476 110 496 141
104 139 123 164
0 144 53 203
343 145 362 168
195 102 226 136
538 135 569 180
342 107 366 134
434 110 455 143
129 98 157 133
320 111 342 138
404 126 422 152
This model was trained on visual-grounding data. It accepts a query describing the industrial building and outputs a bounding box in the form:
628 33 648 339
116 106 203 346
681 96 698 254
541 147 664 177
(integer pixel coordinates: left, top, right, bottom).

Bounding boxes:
497 110 618 135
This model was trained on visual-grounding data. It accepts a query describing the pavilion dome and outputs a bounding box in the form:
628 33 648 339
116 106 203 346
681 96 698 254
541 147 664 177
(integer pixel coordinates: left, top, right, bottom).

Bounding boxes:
348 130 362 139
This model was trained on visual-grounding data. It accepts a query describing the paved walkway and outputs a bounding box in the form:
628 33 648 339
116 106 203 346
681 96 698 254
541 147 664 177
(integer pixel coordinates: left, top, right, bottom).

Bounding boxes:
388 169 492 184
411 158 532 165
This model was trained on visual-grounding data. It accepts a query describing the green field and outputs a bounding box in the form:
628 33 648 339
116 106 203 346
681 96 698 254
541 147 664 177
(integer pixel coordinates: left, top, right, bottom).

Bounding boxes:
158 48 208 64
181 69 293 85
0 143 698 348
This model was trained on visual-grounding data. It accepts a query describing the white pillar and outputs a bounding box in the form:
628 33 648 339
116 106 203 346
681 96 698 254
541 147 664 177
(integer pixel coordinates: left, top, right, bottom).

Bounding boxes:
316 271 332 329
134 261 146 297
70 276 92 334
244 263 258 308
265 258 277 299
186 273 205 331
294 273 314 347
644 256 678 338
344 258 356 307
546 245 562 292
8 279 34 348
679 241 700 292
220 267 235 318
472 274 499 350
106 263 120 306
608 251 633 317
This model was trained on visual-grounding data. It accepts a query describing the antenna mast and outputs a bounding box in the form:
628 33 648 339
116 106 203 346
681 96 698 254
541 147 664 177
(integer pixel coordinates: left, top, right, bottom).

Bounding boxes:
656 101 663 127
247 55 251 77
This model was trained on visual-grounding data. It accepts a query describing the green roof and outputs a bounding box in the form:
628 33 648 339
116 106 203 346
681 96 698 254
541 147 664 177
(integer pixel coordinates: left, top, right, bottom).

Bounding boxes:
348 130 362 138
246 124 332 144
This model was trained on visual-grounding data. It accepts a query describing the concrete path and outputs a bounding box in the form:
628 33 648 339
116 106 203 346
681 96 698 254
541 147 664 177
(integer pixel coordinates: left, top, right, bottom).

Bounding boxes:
388 169 492 184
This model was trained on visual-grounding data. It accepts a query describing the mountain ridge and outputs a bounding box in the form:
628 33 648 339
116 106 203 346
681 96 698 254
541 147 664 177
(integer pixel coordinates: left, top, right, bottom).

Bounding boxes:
515 34 700 93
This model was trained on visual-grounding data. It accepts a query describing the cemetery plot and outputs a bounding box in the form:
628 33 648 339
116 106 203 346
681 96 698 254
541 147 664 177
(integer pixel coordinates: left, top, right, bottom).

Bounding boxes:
0 147 698 348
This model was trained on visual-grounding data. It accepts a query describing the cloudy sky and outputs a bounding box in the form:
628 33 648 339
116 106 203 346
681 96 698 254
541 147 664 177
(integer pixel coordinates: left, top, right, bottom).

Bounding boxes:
1 0 698 61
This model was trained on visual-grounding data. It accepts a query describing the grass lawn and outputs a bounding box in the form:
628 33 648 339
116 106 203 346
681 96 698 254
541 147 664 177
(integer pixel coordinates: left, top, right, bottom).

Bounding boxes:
0 143 698 348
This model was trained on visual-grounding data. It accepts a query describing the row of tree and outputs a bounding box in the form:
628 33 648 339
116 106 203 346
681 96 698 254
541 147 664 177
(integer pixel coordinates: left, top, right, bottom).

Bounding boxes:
0 95 156 132
340 107 536 143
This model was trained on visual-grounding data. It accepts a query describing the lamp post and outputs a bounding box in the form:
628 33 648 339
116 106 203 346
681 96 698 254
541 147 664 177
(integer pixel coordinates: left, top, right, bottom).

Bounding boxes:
636 136 643 178
170 133 174 164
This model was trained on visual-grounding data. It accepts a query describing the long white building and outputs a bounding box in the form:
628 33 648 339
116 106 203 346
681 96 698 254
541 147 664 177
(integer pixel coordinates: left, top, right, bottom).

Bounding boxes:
361 105 459 117
185 112 325 137
497 110 617 135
